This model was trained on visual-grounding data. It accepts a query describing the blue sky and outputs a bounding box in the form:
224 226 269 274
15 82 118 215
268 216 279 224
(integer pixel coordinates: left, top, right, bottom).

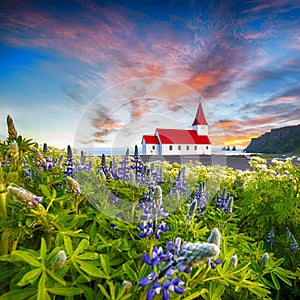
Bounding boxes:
1 0 300 149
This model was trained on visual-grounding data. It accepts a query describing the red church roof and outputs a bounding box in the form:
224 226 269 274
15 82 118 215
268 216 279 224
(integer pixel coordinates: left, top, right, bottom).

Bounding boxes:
156 129 211 144
142 135 160 144
192 101 208 126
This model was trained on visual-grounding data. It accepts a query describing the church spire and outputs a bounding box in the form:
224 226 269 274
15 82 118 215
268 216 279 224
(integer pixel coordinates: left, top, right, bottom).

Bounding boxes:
192 101 208 126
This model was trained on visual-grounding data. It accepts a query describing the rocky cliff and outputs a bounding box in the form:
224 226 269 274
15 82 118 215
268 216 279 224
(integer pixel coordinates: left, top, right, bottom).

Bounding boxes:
245 124 300 154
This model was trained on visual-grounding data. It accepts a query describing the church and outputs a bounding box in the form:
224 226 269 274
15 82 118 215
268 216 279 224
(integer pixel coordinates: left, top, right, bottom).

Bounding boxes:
141 102 211 155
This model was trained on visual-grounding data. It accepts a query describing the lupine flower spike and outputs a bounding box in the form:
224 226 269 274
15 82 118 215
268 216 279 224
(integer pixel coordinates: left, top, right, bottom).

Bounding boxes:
138 186 169 239
67 176 81 195
286 227 300 251
8 186 42 208
261 253 269 267
230 254 238 268
266 227 275 245
7 115 18 140
52 250 67 271
139 228 222 299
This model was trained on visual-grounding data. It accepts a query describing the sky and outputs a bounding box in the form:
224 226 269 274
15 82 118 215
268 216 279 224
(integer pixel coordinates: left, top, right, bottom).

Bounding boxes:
0 0 300 150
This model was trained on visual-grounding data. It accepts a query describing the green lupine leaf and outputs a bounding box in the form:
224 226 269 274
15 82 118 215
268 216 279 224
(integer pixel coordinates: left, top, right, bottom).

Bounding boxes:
248 285 270 297
98 284 111 299
258 240 264 251
17 268 42 286
107 281 115 300
231 262 251 274
185 289 208 300
272 257 284 268
122 263 138 282
40 238 47 262
73 239 89 257
78 260 107 278
77 252 99 260
45 269 66 286
260 276 275 289
37 272 47 300
76 285 96 300
63 235 73 256
0 288 37 300
47 287 83 296
12 251 41 267
100 253 110 276
271 272 280 290
39 184 51 199
273 268 293 286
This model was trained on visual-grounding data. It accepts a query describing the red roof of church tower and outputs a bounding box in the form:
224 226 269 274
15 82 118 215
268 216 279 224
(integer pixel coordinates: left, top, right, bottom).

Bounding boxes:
192 101 208 126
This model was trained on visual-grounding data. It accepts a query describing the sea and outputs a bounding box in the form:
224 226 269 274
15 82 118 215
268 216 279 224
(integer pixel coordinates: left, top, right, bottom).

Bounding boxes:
77 147 250 157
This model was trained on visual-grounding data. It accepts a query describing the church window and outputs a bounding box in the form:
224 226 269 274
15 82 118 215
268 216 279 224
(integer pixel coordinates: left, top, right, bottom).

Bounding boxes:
186 145 189 150
169 145 173 150
178 145 181 150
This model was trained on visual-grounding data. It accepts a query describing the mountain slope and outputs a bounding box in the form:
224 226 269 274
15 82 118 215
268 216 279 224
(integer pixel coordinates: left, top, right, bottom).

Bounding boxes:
245 124 300 154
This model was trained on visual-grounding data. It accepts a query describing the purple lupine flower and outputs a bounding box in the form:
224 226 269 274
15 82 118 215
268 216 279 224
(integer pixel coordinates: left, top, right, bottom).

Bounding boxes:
208 257 223 269
286 227 300 251
64 145 76 175
139 271 157 287
138 186 169 240
139 229 221 299
186 182 208 223
215 188 234 213
142 246 162 266
266 227 275 245
117 149 131 181
163 277 184 295
171 168 187 195
146 281 161 300
130 145 144 185
108 190 120 205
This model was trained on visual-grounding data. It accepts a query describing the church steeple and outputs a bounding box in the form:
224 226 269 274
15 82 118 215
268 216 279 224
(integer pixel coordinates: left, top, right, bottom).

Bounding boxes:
192 101 208 135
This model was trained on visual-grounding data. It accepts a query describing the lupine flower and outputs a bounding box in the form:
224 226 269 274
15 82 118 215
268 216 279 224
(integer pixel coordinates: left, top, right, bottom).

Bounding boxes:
64 145 76 175
122 280 132 294
286 227 300 251
110 223 117 230
186 182 208 223
7 115 18 140
261 253 269 267
66 176 81 195
207 228 222 248
130 145 144 184
186 199 197 224
108 190 120 205
139 229 221 299
139 271 157 287
146 281 162 300
138 186 169 240
78 151 92 172
52 250 67 271
118 149 131 181
9 141 19 161
129 169 136 186
266 227 275 245
172 168 187 195
8 186 42 208
215 188 234 213
208 257 222 269
230 254 238 268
